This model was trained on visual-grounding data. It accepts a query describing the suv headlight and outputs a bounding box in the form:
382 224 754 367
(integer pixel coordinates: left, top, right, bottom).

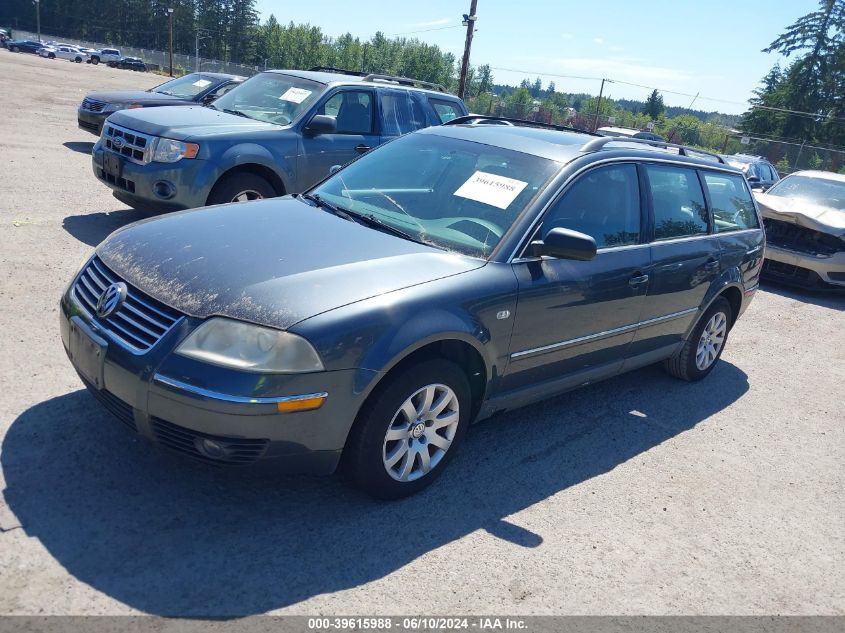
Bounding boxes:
175 318 324 373
152 137 200 163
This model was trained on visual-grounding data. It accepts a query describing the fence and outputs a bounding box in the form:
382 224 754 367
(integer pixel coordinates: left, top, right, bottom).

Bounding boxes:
14 29 260 77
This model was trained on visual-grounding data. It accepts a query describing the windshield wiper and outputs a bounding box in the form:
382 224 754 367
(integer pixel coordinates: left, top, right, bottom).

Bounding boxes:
221 107 254 120
297 193 435 246
296 193 355 221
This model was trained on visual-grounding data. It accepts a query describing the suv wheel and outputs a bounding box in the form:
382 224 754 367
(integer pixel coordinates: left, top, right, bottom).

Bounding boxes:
208 172 276 205
664 297 732 381
10 45 18 52
74 56 82 63
346 359 471 499
48 52 55 59
90 56 99 64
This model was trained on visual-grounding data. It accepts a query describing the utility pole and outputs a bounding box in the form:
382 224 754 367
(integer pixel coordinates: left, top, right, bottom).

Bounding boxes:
195 30 200 73
592 78 609 132
457 0 478 100
33 0 40 42
166 8 174 77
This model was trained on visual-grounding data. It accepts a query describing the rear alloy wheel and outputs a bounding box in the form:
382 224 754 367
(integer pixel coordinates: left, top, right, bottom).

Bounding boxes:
11 46 19 52
346 359 471 499
75 57 82 63
48 52 55 59
663 297 732 381
90 56 99 64
207 172 276 205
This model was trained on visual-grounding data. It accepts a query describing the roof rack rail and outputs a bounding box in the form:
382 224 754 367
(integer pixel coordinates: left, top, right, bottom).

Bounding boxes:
308 66 366 77
361 73 446 92
580 136 727 164
444 115 598 135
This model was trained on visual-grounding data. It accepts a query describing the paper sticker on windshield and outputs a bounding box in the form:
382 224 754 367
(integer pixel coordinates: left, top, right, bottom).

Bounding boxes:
279 87 312 103
192 79 212 88
453 171 528 209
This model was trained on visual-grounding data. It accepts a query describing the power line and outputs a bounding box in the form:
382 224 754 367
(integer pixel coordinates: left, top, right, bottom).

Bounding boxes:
488 65 845 123
385 24 463 37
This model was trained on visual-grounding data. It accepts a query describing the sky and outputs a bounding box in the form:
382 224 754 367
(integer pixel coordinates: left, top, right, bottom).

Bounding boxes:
254 0 820 115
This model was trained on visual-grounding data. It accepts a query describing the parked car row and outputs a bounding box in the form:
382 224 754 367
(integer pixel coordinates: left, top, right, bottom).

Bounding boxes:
57 66 783 497
6 40 146 70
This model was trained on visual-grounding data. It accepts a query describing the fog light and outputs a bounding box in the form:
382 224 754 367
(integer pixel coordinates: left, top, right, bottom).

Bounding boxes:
197 438 226 458
153 180 175 199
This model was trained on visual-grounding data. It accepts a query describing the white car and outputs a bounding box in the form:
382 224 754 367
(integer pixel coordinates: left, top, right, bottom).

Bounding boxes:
39 45 88 63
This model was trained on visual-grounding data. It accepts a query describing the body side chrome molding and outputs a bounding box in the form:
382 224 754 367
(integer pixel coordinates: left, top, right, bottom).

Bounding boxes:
153 373 328 405
510 307 699 360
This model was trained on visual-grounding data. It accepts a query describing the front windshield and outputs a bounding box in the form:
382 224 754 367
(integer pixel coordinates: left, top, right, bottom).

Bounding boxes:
153 73 222 99
766 175 845 211
209 73 323 126
311 133 560 258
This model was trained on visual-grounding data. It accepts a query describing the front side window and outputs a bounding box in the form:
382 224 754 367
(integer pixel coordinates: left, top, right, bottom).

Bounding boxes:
430 99 462 123
316 90 373 134
645 164 709 239
380 90 426 136
210 72 323 126
311 133 560 258
542 164 641 248
703 172 759 232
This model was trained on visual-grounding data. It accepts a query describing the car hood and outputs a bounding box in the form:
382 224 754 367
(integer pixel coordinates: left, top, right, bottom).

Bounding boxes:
86 90 189 106
96 197 485 329
106 106 276 140
755 192 845 237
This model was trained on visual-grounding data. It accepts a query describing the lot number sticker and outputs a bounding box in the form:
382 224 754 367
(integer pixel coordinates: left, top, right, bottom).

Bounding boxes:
454 171 528 209
192 79 212 88
280 87 312 103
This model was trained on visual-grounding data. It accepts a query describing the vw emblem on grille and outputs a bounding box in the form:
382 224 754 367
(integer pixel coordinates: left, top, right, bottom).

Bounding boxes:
96 282 127 318
111 137 125 150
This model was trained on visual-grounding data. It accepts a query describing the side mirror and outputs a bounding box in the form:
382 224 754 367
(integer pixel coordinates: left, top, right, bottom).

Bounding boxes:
305 114 336 135
530 227 597 261
746 175 761 184
201 93 217 105
329 164 342 175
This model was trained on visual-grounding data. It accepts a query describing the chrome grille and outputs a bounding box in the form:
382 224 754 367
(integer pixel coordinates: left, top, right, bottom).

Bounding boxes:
81 97 107 112
102 123 153 164
72 257 183 352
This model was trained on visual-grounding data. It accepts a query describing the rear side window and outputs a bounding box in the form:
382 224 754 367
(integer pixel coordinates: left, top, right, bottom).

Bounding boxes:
645 165 708 240
429 98 462 123
380 90 427 136
703 172 760 232
542 164 641 248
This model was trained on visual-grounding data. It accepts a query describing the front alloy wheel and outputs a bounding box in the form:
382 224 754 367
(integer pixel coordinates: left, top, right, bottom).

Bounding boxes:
383 383 460 482
347 359 471 499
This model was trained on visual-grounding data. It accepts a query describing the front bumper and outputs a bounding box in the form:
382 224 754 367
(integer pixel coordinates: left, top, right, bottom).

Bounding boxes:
77 108 108 135
92 143 210 211
763 245 845 288
59 287 373 474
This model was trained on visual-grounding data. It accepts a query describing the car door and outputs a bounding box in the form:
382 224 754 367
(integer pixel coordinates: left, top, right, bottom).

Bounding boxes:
503 162 652 392
629 163 720 357
298 88 380 189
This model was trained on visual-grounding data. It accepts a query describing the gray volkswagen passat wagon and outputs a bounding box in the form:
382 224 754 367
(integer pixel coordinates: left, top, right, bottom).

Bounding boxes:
61 117 764 498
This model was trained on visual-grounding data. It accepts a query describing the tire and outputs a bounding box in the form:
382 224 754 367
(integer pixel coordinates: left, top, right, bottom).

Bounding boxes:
11 46 18 53
663 297 732 381
207 172 276 205
75 57 82 63
345 359 472 499
48 53 55 59
90 56 99 65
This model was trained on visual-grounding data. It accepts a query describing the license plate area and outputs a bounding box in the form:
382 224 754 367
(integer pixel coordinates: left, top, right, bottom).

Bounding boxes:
69 316 108 389
104 152 122 178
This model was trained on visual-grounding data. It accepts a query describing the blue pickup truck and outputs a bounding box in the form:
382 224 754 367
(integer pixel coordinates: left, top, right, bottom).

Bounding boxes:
91 68 467 210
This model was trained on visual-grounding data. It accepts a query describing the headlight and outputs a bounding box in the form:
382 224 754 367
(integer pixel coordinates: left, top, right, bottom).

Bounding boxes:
175 318 324 373
152 137 200 163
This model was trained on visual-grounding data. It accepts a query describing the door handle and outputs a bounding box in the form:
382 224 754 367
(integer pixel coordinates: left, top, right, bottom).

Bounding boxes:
354 144 371 154
629 274 649 287
704 259 720 272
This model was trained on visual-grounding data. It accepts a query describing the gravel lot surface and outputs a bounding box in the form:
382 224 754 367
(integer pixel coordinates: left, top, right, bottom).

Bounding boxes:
0 50 843 617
